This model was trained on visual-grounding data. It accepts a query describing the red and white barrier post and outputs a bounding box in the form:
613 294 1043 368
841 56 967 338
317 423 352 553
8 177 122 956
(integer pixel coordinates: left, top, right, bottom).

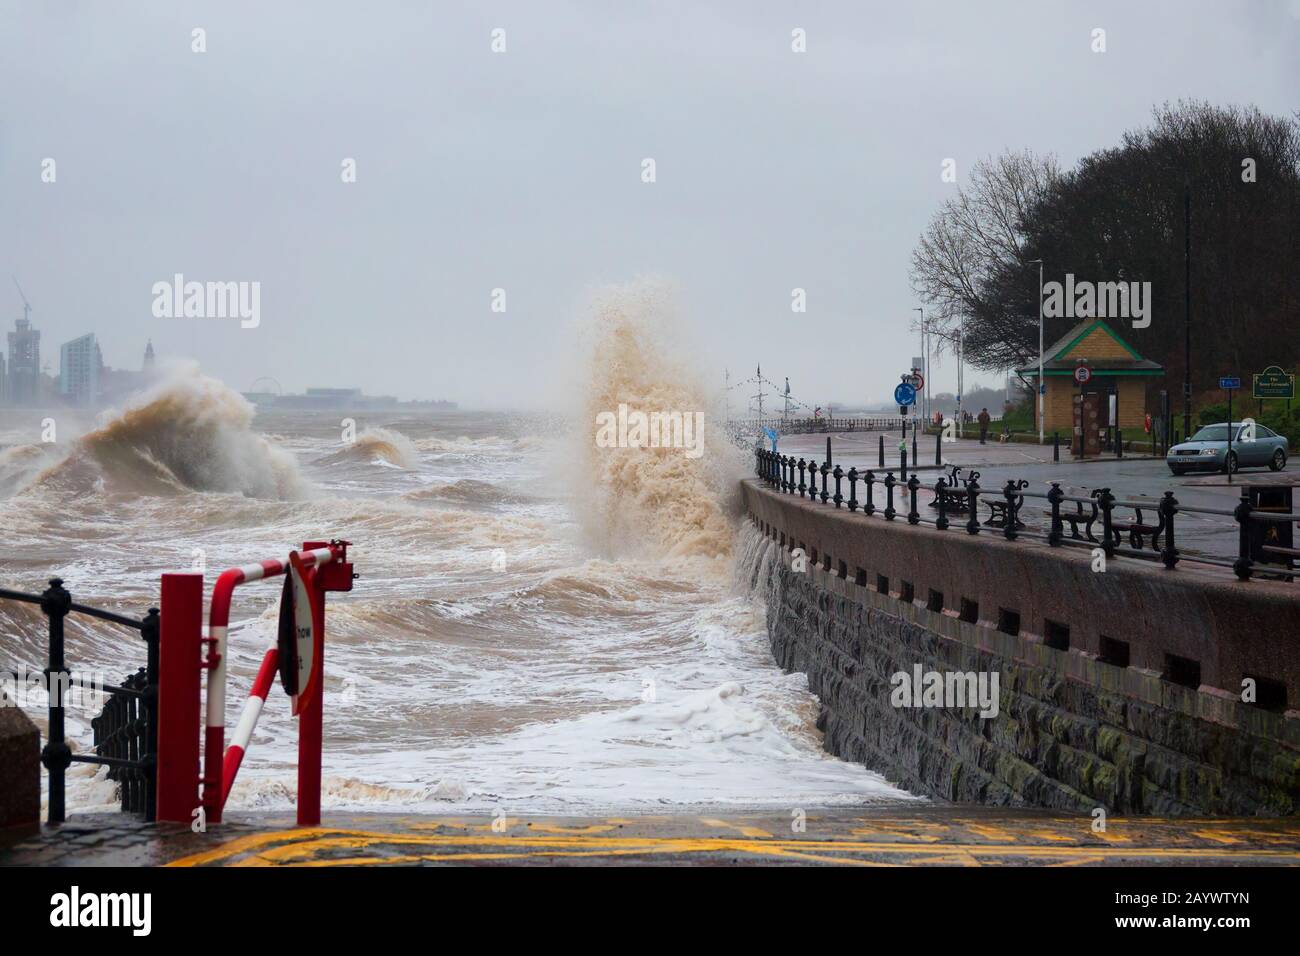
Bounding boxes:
201 540 352 827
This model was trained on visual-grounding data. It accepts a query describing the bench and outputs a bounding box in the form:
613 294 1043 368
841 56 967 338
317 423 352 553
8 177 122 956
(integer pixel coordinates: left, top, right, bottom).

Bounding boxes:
1113 502 1164 551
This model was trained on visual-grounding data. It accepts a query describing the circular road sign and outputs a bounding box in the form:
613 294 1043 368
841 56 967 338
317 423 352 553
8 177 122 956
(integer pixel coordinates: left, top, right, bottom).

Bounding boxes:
1074 366 1092 384
908 373 925 391
894 382 917 406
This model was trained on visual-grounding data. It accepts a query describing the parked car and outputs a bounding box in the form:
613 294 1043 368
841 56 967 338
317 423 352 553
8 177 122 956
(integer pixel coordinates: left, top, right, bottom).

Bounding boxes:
1166 422 1289 475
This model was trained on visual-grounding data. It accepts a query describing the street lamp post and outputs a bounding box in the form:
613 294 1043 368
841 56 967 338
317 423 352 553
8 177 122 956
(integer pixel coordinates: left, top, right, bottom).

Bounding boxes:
1183 181 1192 438
1028 259 1045 443
914 307 926 424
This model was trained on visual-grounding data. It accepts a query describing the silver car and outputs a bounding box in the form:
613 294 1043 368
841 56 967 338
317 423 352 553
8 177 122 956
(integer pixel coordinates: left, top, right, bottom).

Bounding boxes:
1167 421 1289 475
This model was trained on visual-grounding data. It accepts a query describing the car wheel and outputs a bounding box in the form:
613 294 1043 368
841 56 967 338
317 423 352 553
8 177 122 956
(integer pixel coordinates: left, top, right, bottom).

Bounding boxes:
1224 451 1238 474
1270 448 1286 471
1169 467 1186 476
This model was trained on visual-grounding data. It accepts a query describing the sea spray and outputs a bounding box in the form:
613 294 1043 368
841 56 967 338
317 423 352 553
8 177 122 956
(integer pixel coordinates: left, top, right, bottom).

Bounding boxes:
575 280 746 561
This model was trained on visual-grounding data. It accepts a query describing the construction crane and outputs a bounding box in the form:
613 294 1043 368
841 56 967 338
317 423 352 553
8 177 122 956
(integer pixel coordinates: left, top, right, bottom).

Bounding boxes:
12 275 32 322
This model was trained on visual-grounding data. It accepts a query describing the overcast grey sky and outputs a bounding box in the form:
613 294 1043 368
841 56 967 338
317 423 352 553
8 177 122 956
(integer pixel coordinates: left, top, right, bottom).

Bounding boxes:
2 1 1297 408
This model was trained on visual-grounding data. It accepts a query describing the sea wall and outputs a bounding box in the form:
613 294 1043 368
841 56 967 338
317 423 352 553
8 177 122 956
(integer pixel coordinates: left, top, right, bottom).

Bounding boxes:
742 479 1300 815
0 692 40 843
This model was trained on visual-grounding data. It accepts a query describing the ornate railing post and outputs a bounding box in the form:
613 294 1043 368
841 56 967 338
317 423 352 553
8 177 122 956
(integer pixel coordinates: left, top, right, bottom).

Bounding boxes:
1003 480 1019 541
797 458 807 497
864 470 876 516
780 455 790 493
1099 488 1117 559
140 607 160 822
832 465 844 508
1233 488 1253 580
1159 491 1179 569
846 468 859 512
820 462 830 504
1047 482 1064 546
935 477 949 531
907 475 920 525
40 577 73 824
808 459 819 501
884 471 897 521
965 478 981 535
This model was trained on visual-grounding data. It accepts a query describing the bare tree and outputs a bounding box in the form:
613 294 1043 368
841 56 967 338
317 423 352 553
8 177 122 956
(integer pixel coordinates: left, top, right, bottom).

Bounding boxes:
910 151 1060 370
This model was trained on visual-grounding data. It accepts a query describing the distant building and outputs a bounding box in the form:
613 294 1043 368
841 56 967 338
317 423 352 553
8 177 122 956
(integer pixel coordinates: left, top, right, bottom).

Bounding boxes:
6 317 41 406
59 333 103 407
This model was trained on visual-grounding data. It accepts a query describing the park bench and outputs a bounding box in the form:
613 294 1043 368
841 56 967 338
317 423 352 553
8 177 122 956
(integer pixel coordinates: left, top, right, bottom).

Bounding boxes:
984 480 1029 530
1112 499 1165 551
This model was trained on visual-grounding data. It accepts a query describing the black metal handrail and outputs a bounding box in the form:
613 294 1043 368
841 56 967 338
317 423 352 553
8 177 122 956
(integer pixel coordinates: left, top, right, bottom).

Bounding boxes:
755 446 1298 582
0 579 159 823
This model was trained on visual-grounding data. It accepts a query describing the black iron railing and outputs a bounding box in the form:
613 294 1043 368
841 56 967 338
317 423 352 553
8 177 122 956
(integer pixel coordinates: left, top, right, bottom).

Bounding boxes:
0 578 159 823
732 414 1001 438
755 447 1298 582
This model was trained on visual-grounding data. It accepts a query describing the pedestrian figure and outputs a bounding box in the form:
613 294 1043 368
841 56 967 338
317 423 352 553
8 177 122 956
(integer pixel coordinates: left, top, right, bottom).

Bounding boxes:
977 407 991 444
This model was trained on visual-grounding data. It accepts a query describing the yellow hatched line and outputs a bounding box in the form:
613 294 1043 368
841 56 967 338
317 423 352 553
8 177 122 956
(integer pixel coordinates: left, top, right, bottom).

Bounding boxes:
165 826 1300 868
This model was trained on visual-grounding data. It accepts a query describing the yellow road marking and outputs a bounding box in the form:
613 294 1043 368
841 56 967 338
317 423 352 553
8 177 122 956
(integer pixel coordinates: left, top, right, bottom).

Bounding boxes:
165 824 1300 868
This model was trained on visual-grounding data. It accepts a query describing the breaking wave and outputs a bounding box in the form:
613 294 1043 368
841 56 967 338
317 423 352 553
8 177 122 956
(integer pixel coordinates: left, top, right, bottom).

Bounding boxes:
317 427 416 469
16 368 307 500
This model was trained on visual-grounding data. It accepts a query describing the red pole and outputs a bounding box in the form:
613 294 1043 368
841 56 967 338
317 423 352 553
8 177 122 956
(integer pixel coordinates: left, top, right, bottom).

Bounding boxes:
156 572 203 824
297 543 326 826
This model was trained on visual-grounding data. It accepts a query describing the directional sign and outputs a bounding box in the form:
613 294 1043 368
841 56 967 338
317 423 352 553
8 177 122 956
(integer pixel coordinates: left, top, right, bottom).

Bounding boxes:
1220 376 1242 390
1253 366 1295 400
1074 366 1092 385
894 382 917 406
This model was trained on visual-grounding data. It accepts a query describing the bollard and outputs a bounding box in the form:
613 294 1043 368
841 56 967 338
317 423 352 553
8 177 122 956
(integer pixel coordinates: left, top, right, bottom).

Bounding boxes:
935 429 942 466
1053 431 1060 462
911 423 918 464
878 435 885 467
900 447 908 484
1116 429 1123 459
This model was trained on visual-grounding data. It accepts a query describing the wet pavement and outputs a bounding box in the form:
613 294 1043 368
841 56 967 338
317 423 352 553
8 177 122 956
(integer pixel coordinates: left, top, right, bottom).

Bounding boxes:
5 807 1300 866
774 433 1298 563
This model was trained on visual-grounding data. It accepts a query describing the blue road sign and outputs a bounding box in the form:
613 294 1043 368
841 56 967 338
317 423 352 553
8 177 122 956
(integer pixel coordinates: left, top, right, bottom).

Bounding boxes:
1220 376 1242 389
763 427 779 451
894 382 916 406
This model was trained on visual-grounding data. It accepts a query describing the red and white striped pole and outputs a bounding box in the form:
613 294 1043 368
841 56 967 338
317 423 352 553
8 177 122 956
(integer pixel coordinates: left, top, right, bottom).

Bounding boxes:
202 543 350 825
203 558 287 825
220 645 279 809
